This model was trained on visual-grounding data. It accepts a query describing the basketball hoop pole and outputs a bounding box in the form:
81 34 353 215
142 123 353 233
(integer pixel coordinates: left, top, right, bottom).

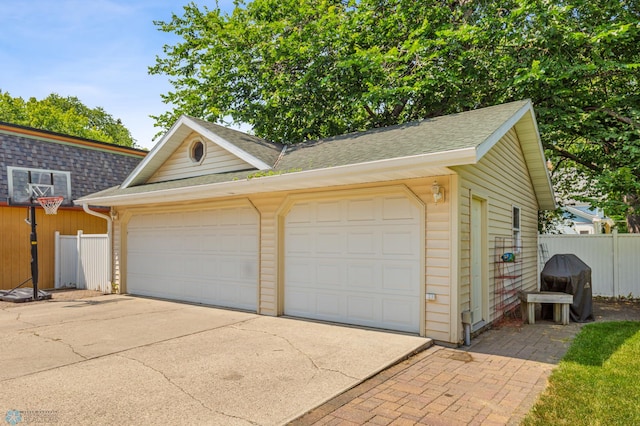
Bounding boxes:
29 206 39 301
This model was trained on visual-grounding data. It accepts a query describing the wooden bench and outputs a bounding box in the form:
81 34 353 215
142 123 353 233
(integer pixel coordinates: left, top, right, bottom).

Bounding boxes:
518 291 573 325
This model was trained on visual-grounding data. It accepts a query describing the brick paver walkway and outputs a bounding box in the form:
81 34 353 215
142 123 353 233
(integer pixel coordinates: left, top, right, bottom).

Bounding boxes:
291 300 640 425
290 321 582 425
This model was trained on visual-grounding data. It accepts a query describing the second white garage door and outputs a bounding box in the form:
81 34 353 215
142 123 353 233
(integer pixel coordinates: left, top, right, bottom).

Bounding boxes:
284 194 422 333
127 205 259 311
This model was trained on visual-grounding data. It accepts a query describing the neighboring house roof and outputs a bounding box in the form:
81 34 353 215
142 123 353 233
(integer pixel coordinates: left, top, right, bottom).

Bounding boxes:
564 205 613 224
0 121 147 203
80 100 555 210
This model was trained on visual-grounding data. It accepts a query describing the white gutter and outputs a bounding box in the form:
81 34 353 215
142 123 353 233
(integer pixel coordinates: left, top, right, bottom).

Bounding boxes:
82 203 113 290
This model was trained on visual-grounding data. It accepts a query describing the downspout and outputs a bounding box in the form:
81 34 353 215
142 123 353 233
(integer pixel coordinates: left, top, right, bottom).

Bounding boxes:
82 203 112 292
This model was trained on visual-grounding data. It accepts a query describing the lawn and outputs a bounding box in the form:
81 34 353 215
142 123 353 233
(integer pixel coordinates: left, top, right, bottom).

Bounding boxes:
523 321 640 425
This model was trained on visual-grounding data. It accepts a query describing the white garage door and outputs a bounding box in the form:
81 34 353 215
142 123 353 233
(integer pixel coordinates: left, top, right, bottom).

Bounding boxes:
127 206 259 311
285 194 422 333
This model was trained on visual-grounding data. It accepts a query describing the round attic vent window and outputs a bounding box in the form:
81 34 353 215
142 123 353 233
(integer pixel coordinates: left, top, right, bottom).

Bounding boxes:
190 140 205 164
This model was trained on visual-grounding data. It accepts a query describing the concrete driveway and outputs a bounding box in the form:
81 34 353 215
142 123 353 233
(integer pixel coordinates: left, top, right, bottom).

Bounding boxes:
0 294 430 425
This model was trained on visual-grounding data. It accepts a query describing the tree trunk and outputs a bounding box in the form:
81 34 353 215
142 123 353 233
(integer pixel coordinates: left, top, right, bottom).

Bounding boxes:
627 214 640 233
625 194 640 233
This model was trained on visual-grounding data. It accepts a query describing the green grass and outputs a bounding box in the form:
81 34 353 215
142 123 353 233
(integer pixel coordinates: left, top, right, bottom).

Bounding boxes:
523 321 640 426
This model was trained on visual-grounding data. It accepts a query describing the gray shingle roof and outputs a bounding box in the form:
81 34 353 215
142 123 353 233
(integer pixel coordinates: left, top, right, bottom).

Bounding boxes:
277 100 529 170
0 123 146 201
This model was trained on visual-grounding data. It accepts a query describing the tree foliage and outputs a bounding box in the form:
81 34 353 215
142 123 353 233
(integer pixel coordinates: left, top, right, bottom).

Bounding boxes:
151 0 640 230
0 91 137 148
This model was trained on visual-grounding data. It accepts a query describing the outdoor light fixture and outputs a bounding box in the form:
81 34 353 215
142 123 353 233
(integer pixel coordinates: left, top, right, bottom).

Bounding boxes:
432 181 444 204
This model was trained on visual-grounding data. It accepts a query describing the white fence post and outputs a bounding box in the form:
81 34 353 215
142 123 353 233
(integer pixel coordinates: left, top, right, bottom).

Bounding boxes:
76 230 84 289
612 230 619 297
54 231 60 288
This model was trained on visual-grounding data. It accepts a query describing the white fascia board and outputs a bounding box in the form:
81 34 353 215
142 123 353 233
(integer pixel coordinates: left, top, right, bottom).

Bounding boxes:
80 147 474 206
121 115 191 188
515 105 557 210
523 106 557 209
186 117 272 170
475 100 533 161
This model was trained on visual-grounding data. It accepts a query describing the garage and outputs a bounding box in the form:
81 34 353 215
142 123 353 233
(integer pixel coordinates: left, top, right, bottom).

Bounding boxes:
126 204 259 311
284 193 423 333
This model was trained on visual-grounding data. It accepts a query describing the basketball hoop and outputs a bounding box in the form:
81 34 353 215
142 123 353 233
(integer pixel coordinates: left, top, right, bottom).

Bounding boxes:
37 196 64 215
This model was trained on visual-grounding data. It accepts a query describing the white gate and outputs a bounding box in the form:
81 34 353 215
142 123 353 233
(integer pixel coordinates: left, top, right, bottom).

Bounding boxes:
539 232 640 298
54 231 111 293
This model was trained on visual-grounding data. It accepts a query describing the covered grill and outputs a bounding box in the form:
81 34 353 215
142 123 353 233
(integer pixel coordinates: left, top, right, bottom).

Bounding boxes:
541 254 594 322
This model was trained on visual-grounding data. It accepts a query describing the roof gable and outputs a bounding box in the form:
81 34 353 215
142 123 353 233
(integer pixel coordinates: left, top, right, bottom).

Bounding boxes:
146 131 255 183
122 115 283 188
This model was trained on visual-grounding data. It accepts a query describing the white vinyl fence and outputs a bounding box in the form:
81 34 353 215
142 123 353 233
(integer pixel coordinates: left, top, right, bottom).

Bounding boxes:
54 231 111 293
539 232 640 298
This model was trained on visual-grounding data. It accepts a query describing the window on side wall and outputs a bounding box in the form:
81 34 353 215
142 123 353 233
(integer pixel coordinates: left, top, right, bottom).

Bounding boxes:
512 206 521 252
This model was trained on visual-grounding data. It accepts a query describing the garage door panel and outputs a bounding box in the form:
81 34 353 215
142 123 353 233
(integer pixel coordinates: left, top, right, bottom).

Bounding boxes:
287 232 312 254
285 261 312 285
347 296 376 322
317 293 342 317
383 197 416 220
285 195 422 333
317 201 341 222
127 207 258 311
317 232 344 254
382 264 417 292
316 263 343 287
218 258 238 279
347 264 375 288
382 230 417 255
347 232 376 254
382 298 418 327
287 203 313 223
347 199 375 221
180 280 203 300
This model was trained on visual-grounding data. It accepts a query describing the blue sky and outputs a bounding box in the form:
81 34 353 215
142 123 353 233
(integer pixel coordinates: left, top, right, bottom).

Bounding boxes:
0 1 238 149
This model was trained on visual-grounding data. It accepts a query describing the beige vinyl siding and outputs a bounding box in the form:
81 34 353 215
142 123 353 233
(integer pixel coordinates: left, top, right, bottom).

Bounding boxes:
454 128 539 340
458 188 471 322
248 193 287 316
148 132 253 183
419 178 453 342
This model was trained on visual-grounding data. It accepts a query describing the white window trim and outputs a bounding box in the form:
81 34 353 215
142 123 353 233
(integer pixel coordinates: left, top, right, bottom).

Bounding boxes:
189 139 206 165
512 205 521 253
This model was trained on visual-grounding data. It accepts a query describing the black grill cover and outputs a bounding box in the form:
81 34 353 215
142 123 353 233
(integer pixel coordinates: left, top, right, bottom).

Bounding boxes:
541 254 594 323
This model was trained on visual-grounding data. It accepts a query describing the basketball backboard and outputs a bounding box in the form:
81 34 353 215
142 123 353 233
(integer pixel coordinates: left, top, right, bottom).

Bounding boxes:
7 166 73 207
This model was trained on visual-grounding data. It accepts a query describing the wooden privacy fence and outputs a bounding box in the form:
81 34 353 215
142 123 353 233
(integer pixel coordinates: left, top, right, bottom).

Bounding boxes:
538 232 640 298
54 231 111 293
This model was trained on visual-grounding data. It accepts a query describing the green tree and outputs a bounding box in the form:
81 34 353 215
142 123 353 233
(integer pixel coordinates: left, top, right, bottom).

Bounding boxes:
151 0 640 230
0 91 137 148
